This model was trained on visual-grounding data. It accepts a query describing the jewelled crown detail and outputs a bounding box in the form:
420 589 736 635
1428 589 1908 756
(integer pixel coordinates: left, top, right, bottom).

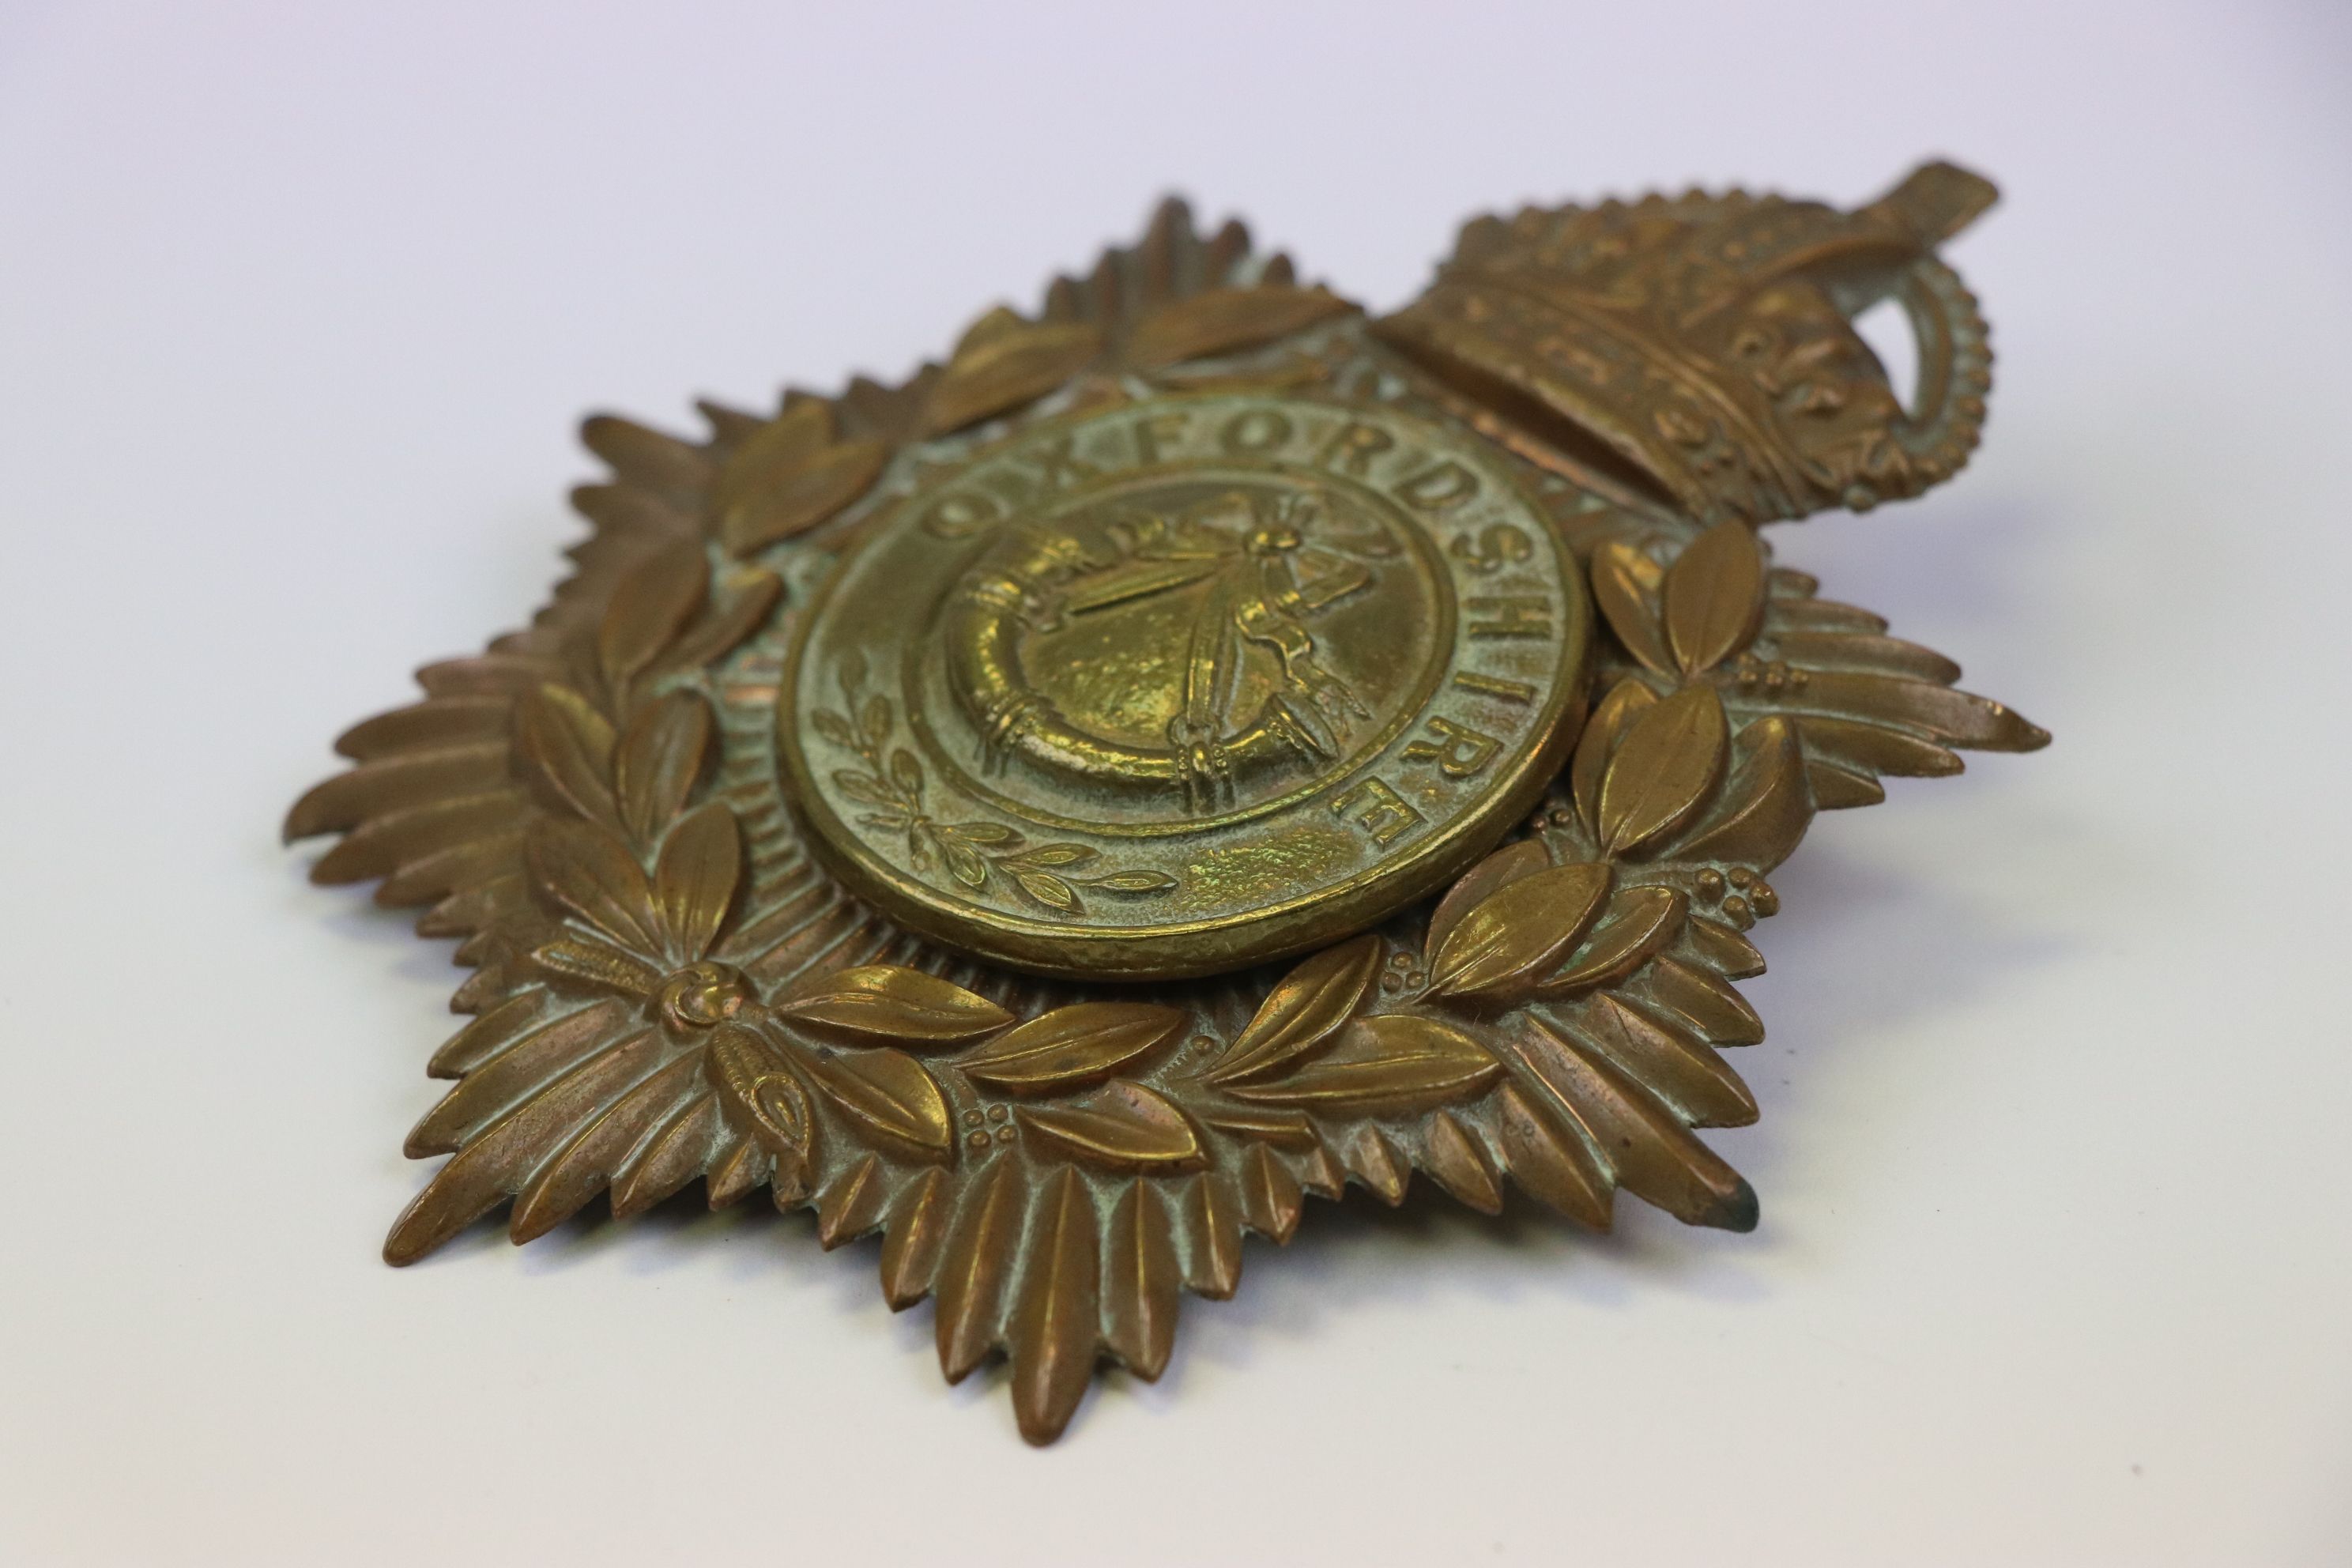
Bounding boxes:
1377 160 1996 525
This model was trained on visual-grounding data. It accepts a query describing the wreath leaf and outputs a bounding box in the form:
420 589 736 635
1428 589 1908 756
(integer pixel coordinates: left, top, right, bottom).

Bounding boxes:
514 683 617 828
1590 541 1672 673
525 819 660 956
831 771 897 808
1008 843 1096 869
1598 683 1728 856
1225 1015 1501 1115
1015 1081 1204 1172
1540 885 1687 997
597 541 707 691
925 313 1102 435
721 429 888 555
1085 870 1178 893
775 965 1014 1048
612 690 710 846
1663 520 1766 676
1425 841 1549 961
1570 677 1659 839
657 569 782 676
651 801 741 962
1670 715 1811 870
941 820 1020 846
805 1049 954 1161
1011 869 1080 913
889 748 925 797
1125 284 1356 369
1206 933 1382 1085
962 1002 1187 1096
942 839 989 889
1426 862 1612 1004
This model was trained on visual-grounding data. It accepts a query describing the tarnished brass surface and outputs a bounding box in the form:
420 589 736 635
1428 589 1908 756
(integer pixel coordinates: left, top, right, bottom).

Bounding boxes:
288 163 2046 1443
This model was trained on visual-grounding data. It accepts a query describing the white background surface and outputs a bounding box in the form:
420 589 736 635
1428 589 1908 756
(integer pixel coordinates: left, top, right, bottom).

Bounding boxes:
2 2 2347 1562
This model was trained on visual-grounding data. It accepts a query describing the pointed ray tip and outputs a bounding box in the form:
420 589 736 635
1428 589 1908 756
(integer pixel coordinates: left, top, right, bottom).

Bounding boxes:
382 1226 429 1267
1705 1177 1760 1234
1017 1403 1083 1446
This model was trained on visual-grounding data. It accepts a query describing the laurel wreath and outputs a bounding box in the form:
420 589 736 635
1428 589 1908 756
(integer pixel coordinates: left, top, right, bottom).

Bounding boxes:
809 655 1177 915
289 209 2041 1444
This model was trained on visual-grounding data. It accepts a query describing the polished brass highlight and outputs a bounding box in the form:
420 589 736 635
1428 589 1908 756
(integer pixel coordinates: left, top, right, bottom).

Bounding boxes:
289 164 2045 1444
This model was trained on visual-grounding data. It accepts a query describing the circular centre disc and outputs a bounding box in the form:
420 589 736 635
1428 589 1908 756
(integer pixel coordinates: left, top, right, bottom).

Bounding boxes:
778 390 1587 979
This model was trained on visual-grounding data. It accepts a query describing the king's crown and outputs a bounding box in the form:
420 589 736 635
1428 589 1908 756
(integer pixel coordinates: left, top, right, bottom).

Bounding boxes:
1377 161 1996 525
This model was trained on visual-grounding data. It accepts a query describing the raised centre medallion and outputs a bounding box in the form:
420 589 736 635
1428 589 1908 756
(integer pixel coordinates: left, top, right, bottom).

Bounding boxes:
779 390 1589 978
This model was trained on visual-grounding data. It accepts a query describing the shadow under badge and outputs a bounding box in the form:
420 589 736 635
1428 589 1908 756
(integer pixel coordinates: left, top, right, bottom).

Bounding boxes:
288 160 2047 1444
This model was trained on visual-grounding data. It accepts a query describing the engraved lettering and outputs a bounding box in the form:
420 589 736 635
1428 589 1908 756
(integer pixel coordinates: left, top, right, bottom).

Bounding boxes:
1220 408 1294 454
1449 522 1533 575
1466 596 1554 639
922 489 1004 539
1451 671 1537 703
1396 460 1480 511
1133 410 1190 466
1024 433 1101 488
1401 718 1502 778
1330 778 1425 846
1318 419 1396 477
